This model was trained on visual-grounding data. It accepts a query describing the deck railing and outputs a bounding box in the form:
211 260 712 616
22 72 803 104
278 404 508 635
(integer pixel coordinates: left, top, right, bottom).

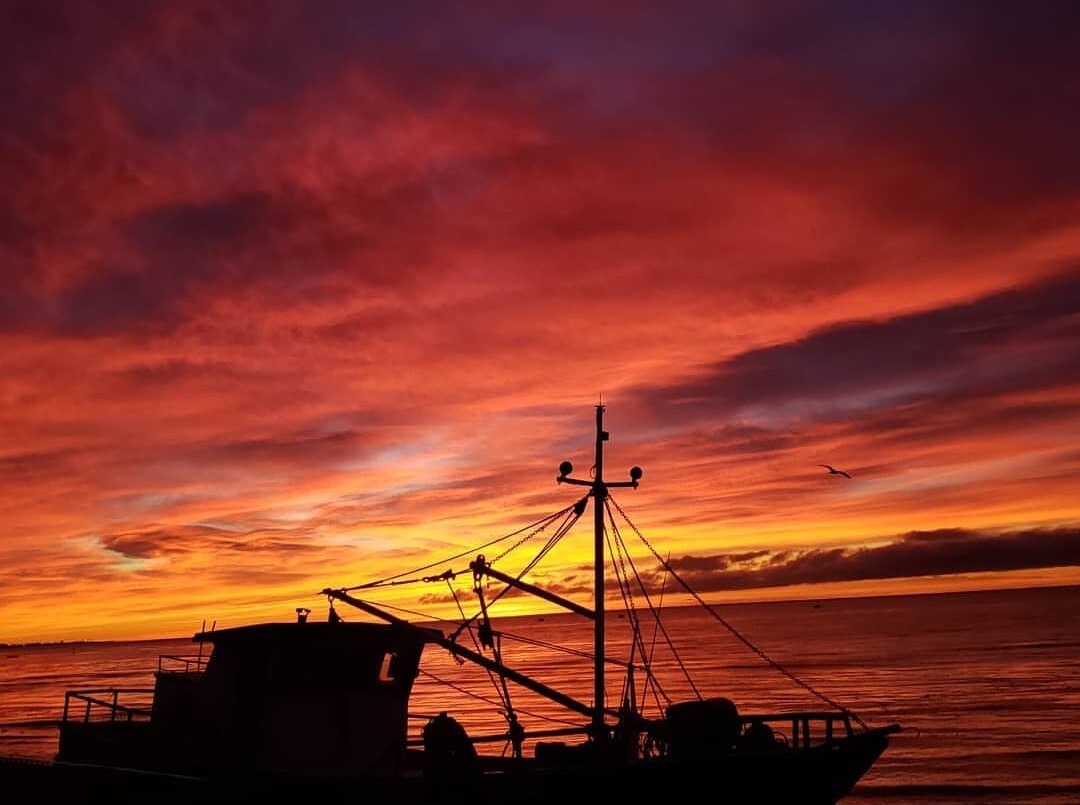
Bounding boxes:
738 710 854 748
156 653 210 674
403 709 855 753
61 689 154 724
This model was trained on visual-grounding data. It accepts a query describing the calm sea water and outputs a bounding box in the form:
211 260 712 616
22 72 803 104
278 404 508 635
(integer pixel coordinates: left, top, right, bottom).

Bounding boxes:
2 586 1078 804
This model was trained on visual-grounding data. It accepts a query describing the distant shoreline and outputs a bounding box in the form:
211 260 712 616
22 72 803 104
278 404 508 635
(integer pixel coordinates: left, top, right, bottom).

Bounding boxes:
4 581 1077 648
0 635 184 650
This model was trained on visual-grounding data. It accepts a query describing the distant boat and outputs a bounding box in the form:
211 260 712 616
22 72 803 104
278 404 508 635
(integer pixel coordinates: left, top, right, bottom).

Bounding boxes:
0 406 900 804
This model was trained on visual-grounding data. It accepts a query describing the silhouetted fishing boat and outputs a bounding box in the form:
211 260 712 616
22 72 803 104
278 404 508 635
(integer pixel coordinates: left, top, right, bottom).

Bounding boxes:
0 406 900 804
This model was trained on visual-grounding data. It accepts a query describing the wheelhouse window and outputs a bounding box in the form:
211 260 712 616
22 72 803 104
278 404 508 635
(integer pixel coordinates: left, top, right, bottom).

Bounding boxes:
378 652 397 683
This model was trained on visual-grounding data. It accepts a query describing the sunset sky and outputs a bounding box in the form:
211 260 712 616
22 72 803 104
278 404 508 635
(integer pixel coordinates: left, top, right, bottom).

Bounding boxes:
2 1 1079 644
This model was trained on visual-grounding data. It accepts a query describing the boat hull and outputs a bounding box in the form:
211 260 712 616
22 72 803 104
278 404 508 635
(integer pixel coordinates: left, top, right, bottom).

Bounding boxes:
1 727 892 805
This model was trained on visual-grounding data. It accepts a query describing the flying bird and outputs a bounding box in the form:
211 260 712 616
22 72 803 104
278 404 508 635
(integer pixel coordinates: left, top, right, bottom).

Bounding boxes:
819 464 852 479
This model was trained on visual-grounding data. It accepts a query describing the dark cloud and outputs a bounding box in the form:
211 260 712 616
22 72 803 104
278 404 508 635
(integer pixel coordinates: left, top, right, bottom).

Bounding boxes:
6 1 1080 336
651 3 1080 235
878 4 1080 222
99 524 318 560
1 2 353 140
47 193 279 334
0 279 47 333
129 193 275 257
0 449 81 485
1 2 154 135
39 176 447 334
57 269 173 333
120 358 246 384
206 428 371 468
662 527 1080 593
637 269 1080 424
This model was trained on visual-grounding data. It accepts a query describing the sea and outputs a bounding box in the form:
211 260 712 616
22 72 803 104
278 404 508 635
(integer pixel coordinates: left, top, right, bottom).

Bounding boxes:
1 585 1078 804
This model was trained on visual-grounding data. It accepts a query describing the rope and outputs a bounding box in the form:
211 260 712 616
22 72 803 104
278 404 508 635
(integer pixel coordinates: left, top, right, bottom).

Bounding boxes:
468 571 518 728
340 505 576 591
606 504 692 704
491 495 588 564
351 505 582 731
607 530 650 677
607 504 692 699
608 494 870 731
479 508 581 609
500 631 595 661
448 579 511 711
416 670 582 728
352 599 461 626
338 483 870 729
606 520 672 716
640 555 670 713
447 506 581 644
604 520 650 700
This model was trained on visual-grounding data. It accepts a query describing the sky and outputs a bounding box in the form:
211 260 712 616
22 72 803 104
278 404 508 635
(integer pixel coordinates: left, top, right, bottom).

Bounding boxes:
2 1 1079 643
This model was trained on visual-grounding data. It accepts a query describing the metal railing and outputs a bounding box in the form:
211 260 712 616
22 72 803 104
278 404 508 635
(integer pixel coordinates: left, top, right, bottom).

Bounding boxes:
738 710 854 749
156 653 210 674
401 710 854 753
61 689 154 724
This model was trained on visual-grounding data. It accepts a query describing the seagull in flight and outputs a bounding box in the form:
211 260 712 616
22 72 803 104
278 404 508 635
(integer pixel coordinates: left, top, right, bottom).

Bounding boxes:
819 464 852 479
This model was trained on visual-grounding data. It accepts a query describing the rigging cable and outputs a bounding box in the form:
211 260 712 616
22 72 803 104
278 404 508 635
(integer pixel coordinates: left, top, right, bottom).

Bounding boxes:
339 504 578 592
607 515 678 715
608 493 870 731
344 598 463 626
606 500 698 703
447 577 512 714
340 499 581 661
447 507 583 648
416 670 582 728
491 495 590 565
344 505 585 731
448 504 583 643
606 517 671 710
432 502 587 733
604 520 647 711
466 570 518 730
498 632 643 667
640 555 670 713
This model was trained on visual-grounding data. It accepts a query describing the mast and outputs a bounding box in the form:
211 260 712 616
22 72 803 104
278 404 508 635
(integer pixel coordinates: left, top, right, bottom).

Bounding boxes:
592 404 607 739
557 405 642 741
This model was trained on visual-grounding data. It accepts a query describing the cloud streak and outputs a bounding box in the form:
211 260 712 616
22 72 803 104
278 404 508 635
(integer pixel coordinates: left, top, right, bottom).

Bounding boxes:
659 527 1080 593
